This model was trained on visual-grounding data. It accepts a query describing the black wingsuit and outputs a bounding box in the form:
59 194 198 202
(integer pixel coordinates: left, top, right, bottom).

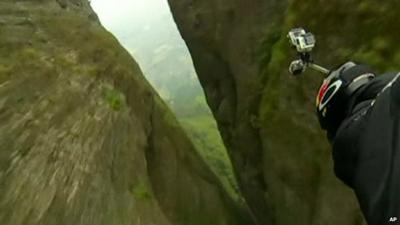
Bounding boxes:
332 72 400 225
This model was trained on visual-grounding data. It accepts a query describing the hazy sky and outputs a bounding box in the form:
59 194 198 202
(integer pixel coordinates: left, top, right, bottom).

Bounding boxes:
90 0 171 34
89 0 198 90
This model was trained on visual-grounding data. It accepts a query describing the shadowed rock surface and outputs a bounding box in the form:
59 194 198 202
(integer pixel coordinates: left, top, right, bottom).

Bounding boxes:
167 0 400 224
0 1 254 225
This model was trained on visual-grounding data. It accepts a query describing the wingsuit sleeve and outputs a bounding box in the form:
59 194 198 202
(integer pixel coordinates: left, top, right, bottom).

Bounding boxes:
332 72 400 225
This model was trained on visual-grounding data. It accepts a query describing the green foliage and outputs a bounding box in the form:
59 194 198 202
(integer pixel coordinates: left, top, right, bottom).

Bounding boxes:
353 51 384 67
180 115 241 200
132 181 152 200
258 25 282 74
104 88 123 111
259 38 290 121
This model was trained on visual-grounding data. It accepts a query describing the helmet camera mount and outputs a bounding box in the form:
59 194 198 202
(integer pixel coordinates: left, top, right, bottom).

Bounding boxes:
287 28 330 76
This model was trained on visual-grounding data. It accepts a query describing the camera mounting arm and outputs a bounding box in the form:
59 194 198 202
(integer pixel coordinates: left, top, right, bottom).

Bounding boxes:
309 63 330 74
287 28 330 75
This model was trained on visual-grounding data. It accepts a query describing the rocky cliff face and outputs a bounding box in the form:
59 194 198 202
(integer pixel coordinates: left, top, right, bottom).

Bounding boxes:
167 0 399 224
0 1 253 225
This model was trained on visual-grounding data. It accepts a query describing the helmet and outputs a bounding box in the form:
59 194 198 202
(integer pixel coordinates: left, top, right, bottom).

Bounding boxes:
316 62 375 135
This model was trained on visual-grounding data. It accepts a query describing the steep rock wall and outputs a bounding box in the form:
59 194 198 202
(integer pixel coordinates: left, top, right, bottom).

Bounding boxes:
0 1 253 225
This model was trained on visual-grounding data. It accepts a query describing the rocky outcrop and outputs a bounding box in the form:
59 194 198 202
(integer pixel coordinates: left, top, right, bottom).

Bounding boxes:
166 0 399 224
0 1 253 225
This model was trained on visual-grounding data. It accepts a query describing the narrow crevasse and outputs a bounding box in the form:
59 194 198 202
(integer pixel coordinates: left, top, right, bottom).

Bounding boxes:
90 0 242 202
